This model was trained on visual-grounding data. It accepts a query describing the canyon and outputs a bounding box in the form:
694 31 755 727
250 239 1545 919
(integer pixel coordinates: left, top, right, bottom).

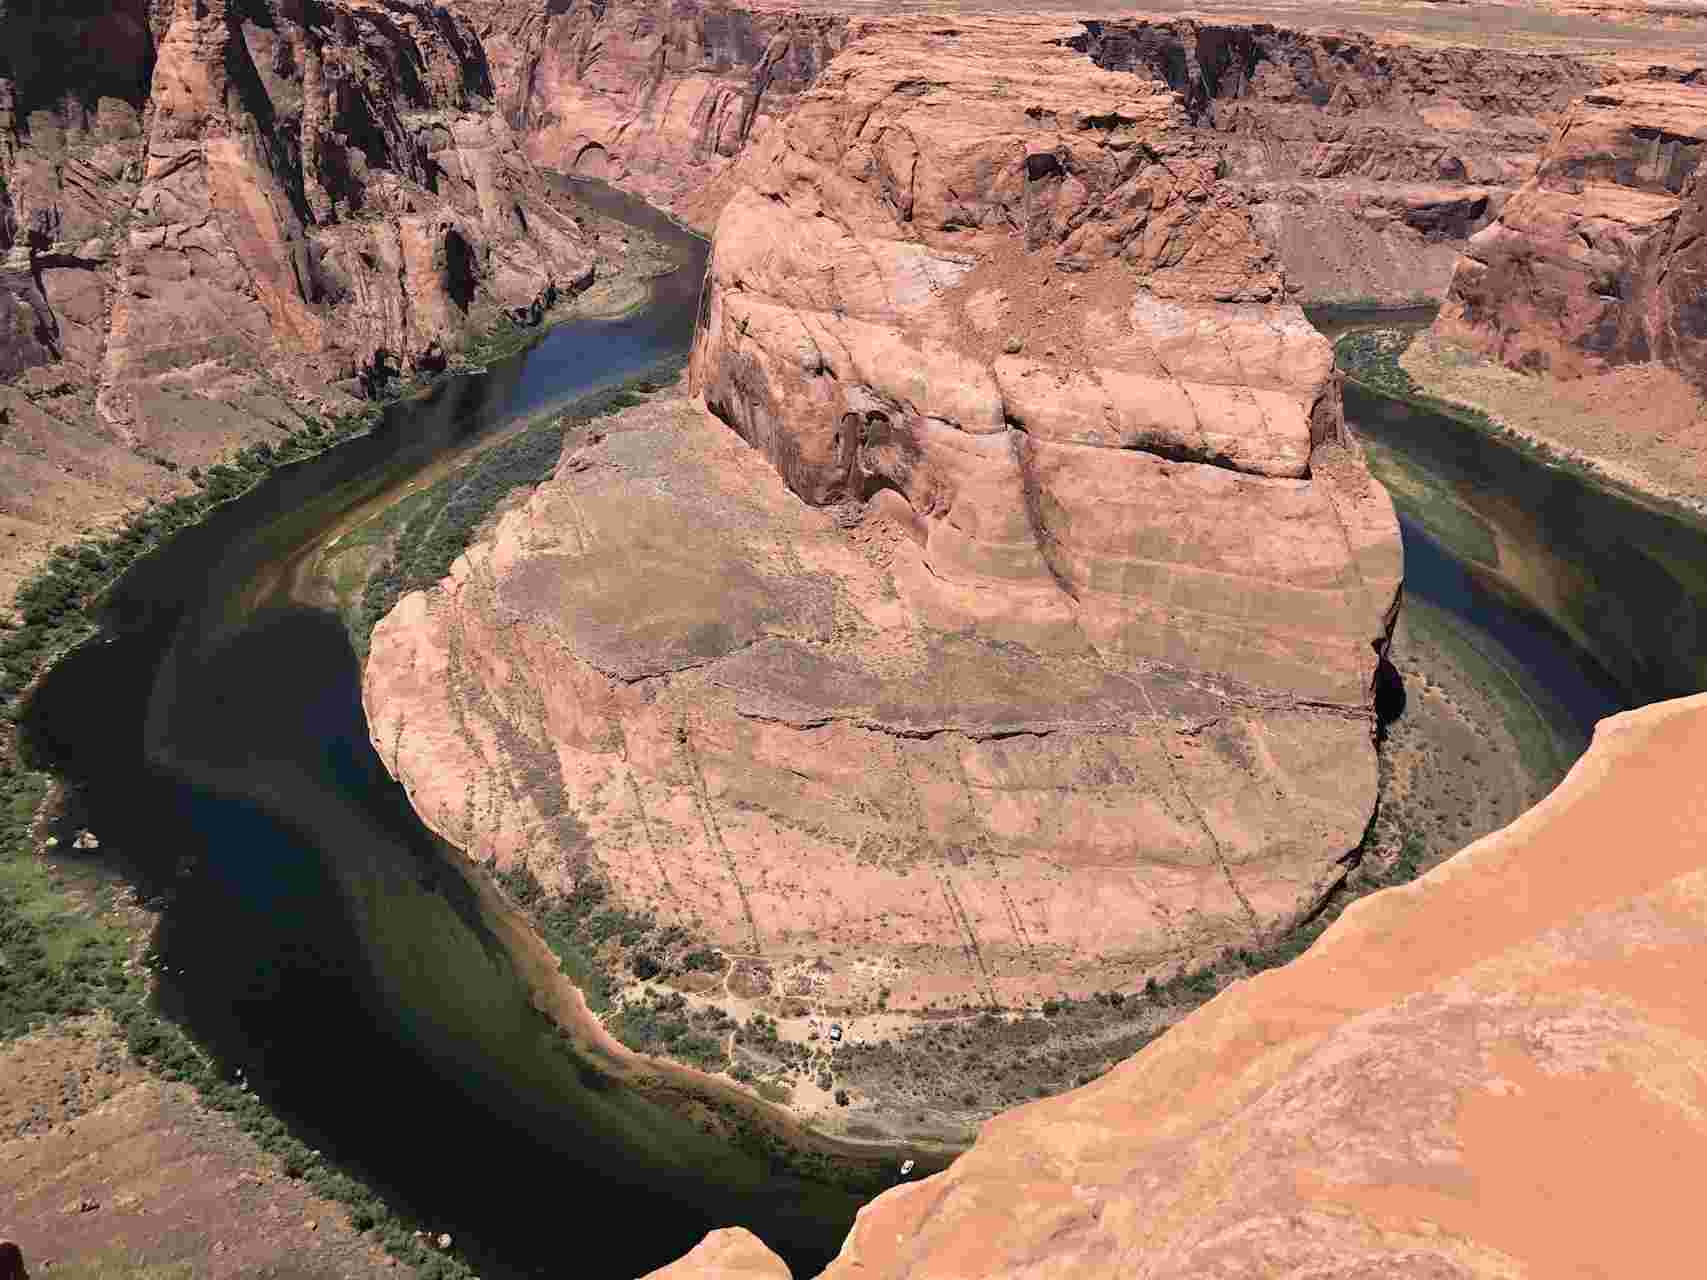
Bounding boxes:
1 0 1697 597
5 0 1707 1277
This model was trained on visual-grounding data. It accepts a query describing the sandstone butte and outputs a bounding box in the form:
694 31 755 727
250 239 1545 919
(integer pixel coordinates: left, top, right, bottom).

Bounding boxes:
1437 78 1707 385
648 691 1707 1278
363 14 1405 1029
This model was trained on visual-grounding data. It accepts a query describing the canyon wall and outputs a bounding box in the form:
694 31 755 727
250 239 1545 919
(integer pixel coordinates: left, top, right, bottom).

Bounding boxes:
0 0 601 594
364 16 1402 1048
1436 80 1707 384
460 0 849 222
468 1 1703 302
652 690 1707 1277
1064 17 1618 304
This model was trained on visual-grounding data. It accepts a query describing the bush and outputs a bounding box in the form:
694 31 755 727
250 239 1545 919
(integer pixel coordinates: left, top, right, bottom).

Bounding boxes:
681 947 724 972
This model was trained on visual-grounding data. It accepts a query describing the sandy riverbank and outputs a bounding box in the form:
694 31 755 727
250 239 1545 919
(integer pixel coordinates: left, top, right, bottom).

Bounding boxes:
1402 331 1707 517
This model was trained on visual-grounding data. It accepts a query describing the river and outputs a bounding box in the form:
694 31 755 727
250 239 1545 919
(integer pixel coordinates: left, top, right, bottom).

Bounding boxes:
1312 307 1707 783
18 233 1707 1278
21 182 876 1280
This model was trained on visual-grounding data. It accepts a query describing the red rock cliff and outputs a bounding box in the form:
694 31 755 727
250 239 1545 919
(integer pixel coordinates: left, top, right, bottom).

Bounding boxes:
1436 80 1707 384
4 0 598 401
461 0 848 219
0 0 600 592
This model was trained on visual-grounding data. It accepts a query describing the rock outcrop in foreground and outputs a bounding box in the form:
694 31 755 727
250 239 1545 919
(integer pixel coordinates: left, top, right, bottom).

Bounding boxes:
1437 81 1707 383
654 691 1707 1277
365 16 1401 1104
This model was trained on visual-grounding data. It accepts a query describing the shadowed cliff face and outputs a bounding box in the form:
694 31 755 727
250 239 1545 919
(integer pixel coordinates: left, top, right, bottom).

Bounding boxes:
1437 81 1707 385
105 0 595 412
1068 17 1705 304
461 0 849 221
2 0 595 401
648 690 1707 1277
0 0 599 596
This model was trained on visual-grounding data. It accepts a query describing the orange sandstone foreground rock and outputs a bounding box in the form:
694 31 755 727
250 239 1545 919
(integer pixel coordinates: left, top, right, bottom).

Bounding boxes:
642 1228 790 1280
364 18 1402 1065
656 692 1707 1276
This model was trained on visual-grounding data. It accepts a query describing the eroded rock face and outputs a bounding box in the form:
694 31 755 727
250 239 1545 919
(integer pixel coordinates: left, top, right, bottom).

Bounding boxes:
1068 18 1581 304
461 0 848 220
692 16 1400 702
0 0 598 593
4 0 597 414
365 17 1402 1027
102 0 595 422
1436 81 1707 383
659 692 1707 1277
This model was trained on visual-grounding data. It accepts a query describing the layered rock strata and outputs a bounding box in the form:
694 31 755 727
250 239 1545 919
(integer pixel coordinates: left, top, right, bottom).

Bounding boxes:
0 0 603 592
365 18 1402 1029
1436 80 1707 384
1064 17 1618 304
461 0 848 221
466 0 1705 302
659 690 1707 1276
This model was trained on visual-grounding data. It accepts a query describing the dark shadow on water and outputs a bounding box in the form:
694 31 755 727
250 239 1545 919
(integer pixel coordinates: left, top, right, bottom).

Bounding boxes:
1311 308 1707 768
1372 655 1406 732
